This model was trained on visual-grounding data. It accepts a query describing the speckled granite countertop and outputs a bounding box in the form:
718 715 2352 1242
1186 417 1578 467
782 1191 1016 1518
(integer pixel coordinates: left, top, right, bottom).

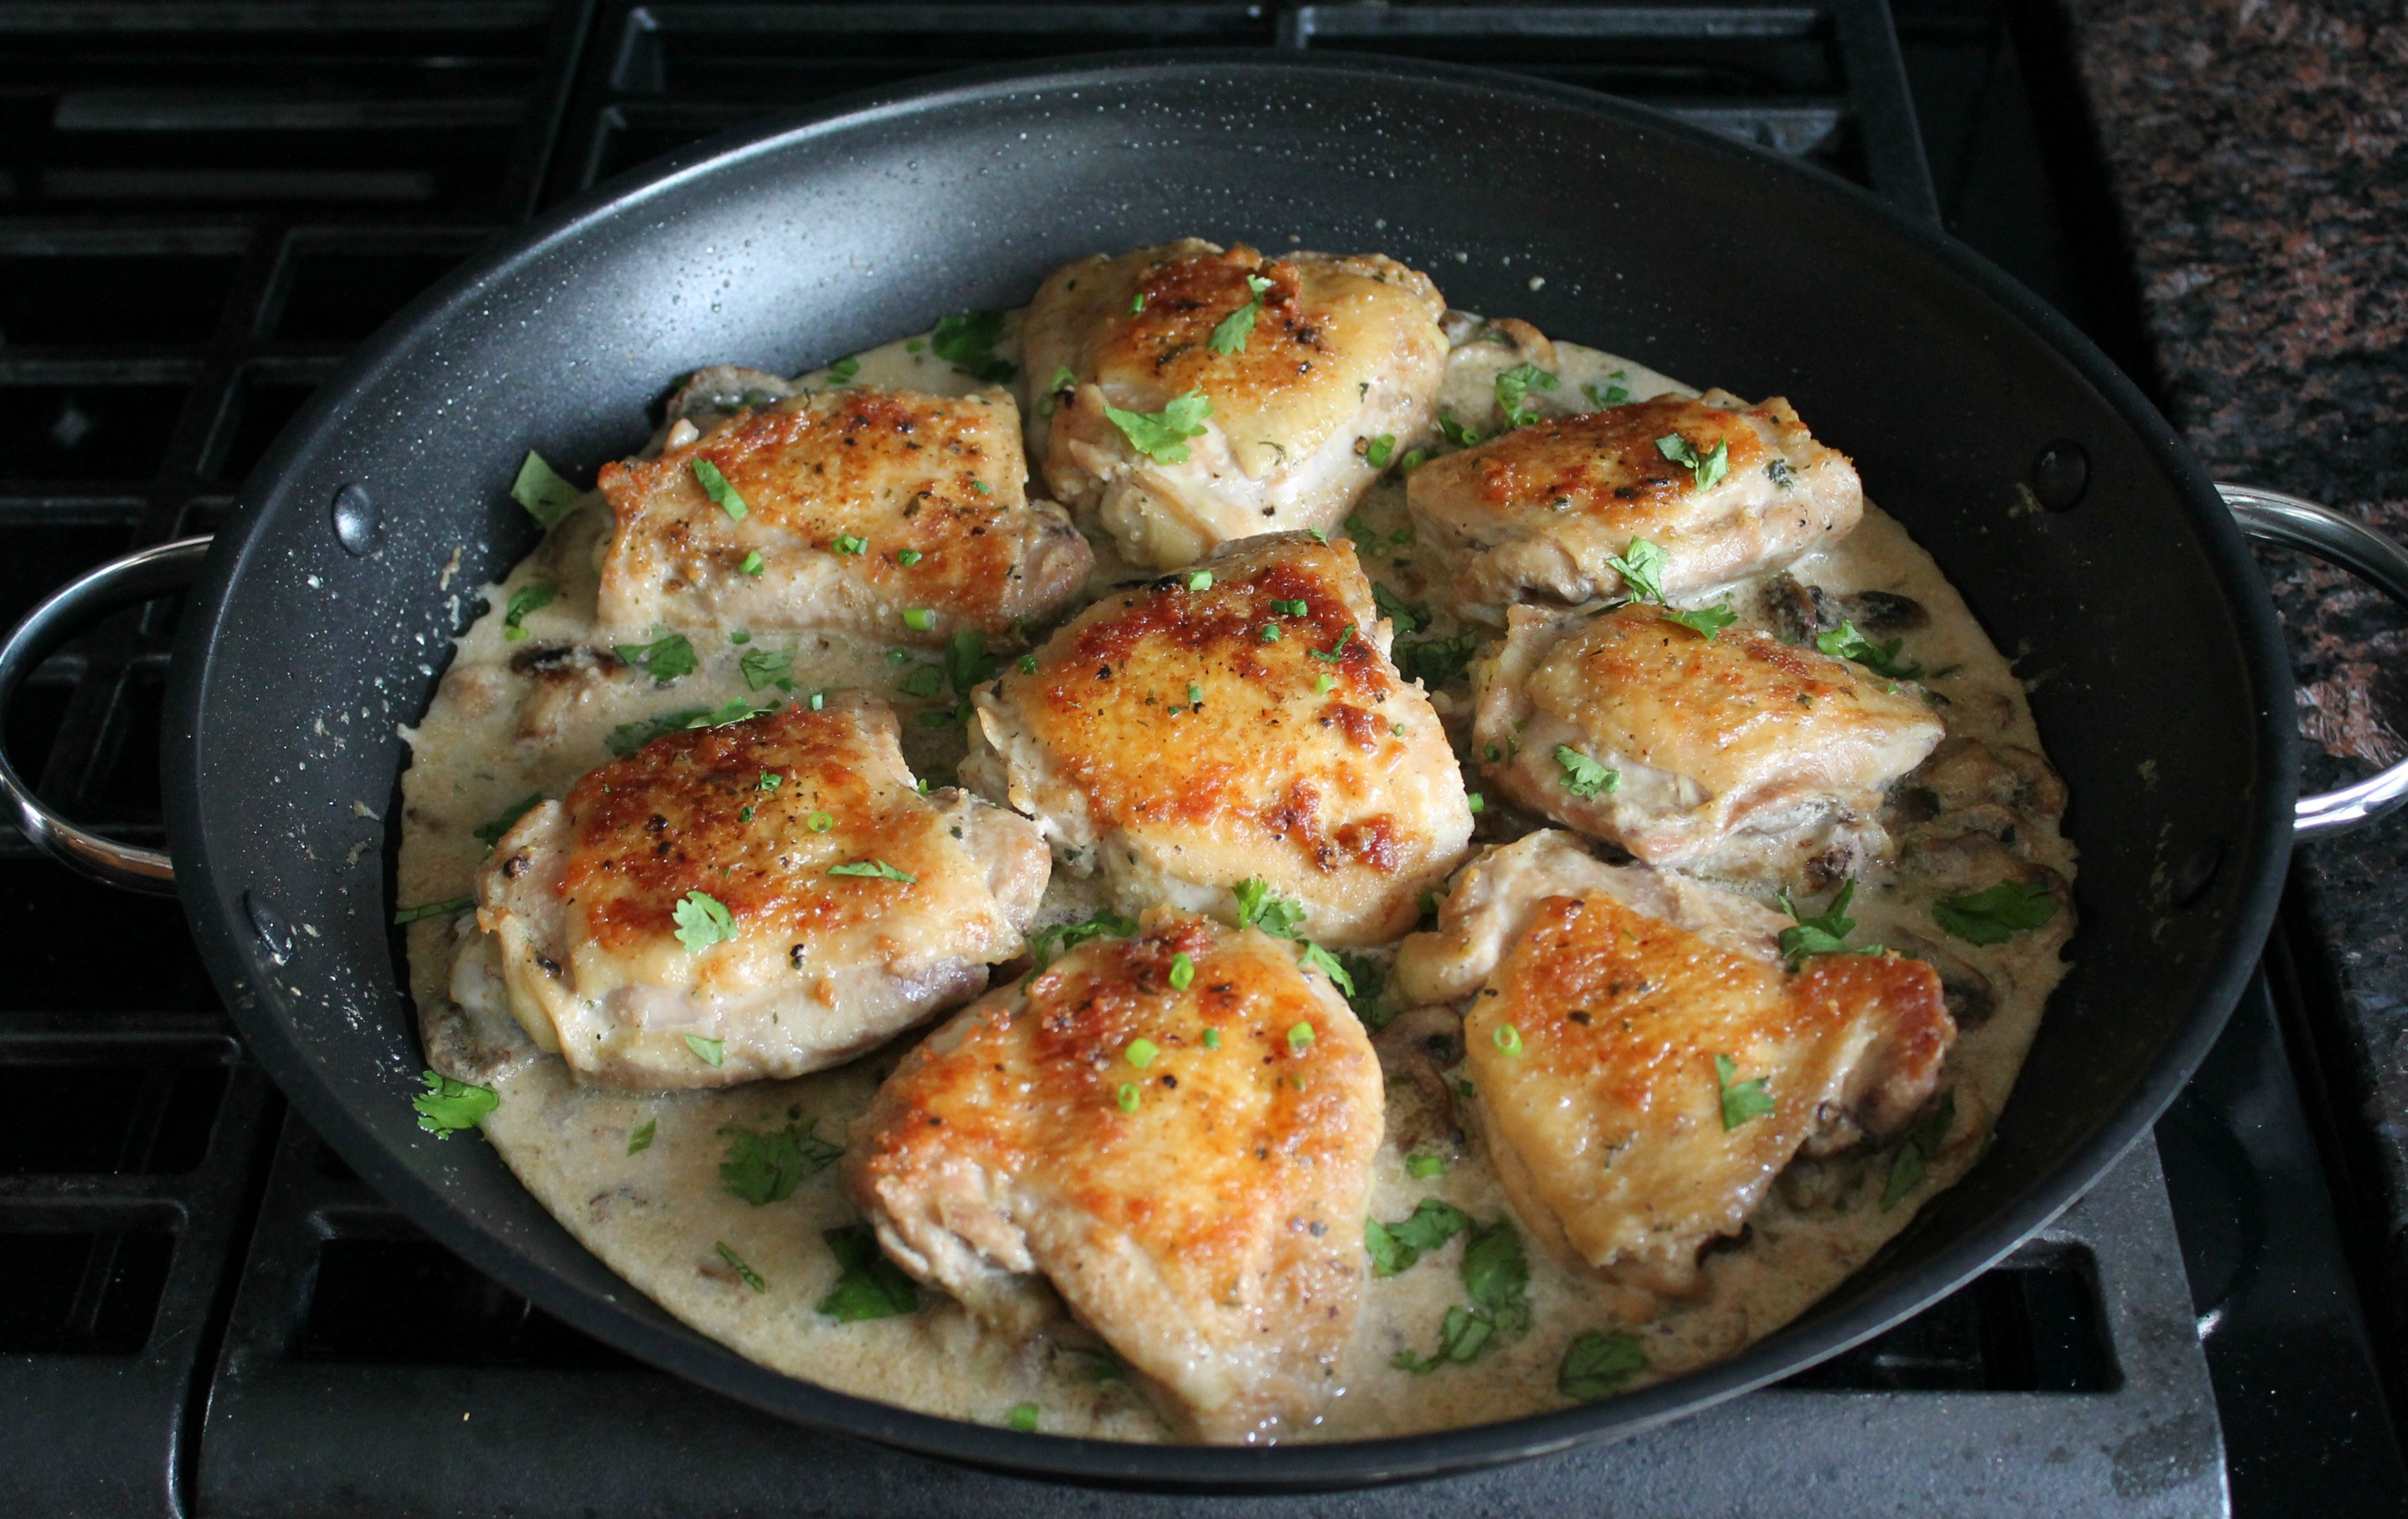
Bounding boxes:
2070 0 2408 1333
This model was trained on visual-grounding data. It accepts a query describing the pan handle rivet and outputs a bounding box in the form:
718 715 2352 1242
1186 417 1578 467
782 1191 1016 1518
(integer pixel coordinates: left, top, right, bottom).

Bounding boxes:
332 482 382 557
2030 441 2089 512
244 890 296 966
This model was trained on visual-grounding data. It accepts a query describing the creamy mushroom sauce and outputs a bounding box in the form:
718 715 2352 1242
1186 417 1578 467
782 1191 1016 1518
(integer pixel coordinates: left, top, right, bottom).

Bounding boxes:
399 313 2074 1443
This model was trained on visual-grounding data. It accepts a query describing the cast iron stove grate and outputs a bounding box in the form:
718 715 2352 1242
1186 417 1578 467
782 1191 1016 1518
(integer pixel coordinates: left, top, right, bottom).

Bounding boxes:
0 5 2397 1517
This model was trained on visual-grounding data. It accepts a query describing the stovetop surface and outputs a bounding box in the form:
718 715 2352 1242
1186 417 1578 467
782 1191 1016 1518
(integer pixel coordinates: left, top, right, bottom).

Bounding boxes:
0 3 2402 1515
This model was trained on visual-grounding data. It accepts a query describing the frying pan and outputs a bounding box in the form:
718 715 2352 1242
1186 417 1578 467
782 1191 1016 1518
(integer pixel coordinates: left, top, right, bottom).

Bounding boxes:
5 54 2406 1490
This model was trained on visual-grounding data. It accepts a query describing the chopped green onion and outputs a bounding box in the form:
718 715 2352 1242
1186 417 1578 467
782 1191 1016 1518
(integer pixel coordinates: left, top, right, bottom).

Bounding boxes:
1288 1021 1316 1053
1126 1038 1160 1069
1494 1023 1523 1056
1169 952 1194 990
1116 1082 1141 1114
903 608 935 631
693 457 749 520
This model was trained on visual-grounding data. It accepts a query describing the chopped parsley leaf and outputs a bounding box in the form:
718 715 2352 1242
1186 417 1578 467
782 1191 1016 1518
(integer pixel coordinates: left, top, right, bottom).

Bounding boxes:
1778 880 1859 964
1372 582 1429 634
1365 1196 1473 1276
740 647 794 692
1104 389 1213 465
1662 603 1737 640
692 457 749 520
473 793 543 849
1933 878 2058 945
930 310 1016 384
826 354 859 384
1406 1152 1446 1179
1582 370 1631 409
502 581 555 640
1494 363 1560 428
720 1117 843 1205
715 1241 766 1293
1295 941 1354 997
1208 273 1274 355
510 450 582 529
1018 653 1039 674
1604 537 1669 603
828 859 916 883
1395 631 1480 687
1366 433 1397 469
1881 1089 1958 1210
1816 618 1925 680
411 1070 496 1135
1392 1219 1533 1373
815 1223 920 1320
673 891 738 951
1026 911 1136 969
1655 431 1730 492
1007 1402 1040 1433
395 895 474 925
605 708 713 756
1558 1330 1648 1400
628 1118 656 1155
1233 878 1309 939
1339 951 1393 1030
1714 1053 1775 1130
685 1034 726 1068
1555 746 1620 800
615 631 698 685
899 665 944 699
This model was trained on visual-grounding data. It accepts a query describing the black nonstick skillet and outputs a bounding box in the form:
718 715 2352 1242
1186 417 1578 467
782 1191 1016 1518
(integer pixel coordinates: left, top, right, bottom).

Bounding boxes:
4 53 2405 1490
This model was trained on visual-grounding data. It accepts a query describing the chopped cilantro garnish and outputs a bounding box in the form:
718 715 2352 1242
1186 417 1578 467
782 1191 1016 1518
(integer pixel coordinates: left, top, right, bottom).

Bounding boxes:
715 1241 767 1293
1662 603 1737 640
673 891 737 951
720 1117 843 1205
510 450 581 529
1656 431 1730 492
1494 363 1560 428
1933 878 2058 945
692 457 748 520
1365 1196 1473 1277
1816 618 1925 680
1714 1053 1775 1130
816 1223 920 1320
395 895 473 925
828 859 916 883
685 1034 726 1068
1105 389 1213 465
1208 273 1273 355
411 1070 496 1135
1558 1330 1648 1400
930 310 1016 384
1365 433 1397 469
614 631 697 685
1605 537 1669 604
1555 746 1619 800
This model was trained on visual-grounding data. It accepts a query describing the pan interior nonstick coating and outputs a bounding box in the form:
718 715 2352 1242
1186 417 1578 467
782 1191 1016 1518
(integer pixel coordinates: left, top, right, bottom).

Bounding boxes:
163 55 2292 1488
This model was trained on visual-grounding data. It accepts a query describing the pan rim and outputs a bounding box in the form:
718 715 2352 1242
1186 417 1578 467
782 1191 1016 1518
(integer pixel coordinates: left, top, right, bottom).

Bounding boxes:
164 47 2296 1490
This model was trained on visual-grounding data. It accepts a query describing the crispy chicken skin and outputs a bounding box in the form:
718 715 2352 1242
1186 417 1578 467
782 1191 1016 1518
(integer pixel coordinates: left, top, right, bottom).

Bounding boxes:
1023 239 1449 567
1475 603 1943 884
847 911 1383 1443
473 698 1048 1088
1405 390 1863 621
595 385 1090 644
960 533 1474 946
1396 832 1952 1297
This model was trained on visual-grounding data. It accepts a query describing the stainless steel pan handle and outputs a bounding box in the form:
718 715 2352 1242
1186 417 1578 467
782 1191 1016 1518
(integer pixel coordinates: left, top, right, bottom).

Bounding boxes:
2219 483 2408 837
0 535 212 894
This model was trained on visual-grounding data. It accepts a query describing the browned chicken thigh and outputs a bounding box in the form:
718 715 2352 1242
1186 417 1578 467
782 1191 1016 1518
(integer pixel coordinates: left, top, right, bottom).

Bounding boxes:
472 697 1047 1087
1406 390 1862 620
1395 831 1953 1298
960 533 1474 946
1023 239 1449 567
596 384 1090 644
847 910 1383 1443
1474 603 1943 885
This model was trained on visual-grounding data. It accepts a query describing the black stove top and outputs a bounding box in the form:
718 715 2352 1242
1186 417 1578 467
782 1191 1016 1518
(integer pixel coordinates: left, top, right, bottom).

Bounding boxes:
2 4 2402 1515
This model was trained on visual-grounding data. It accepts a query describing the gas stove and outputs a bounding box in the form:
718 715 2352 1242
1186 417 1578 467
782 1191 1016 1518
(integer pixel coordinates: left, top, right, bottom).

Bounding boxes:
2 5 2401 1515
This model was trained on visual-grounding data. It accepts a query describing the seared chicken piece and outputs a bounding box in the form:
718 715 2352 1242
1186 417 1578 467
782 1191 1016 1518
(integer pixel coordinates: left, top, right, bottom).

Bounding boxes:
1406 390 1862 620
848 911 1383 1443
1396 831 1952 1296
961 533 1474 946
1024 239 1448 567
473 697 1047 1088
1474 603 1943 885
596 385 1090 644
